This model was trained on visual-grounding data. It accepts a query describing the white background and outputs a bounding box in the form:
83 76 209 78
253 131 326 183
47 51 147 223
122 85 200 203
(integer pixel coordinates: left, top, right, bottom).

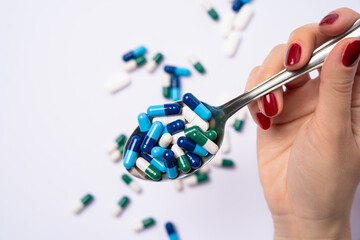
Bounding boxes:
1 0 360 239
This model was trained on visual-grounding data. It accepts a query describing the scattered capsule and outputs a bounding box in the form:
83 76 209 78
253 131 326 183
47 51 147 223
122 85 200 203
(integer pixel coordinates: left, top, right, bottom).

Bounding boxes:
202 0 219 21
153 115 185 126
124 55 147 72
164 65 191 76
146 53 163 73
224 30 242 57
122 46 147 62
213 157 234 167
163 150 178 179
203 130 217 141
162 73 171 99
182 106 209 131
122 174 142 193
198 164 210 174
141 121 164 153
165 222 180 240
234 3 253 30
159 132 173 148
136 157 162 181
183 93 212 120
72 193 94 214
185 152 202 169
151 146 167 160
184 173 209 186
171 144 191 173
105 73 131 93
233 108 246 131
123 135 142 169
147 103 181 117
220 129 231 153
220 11 236 37
173 179 183 191
163 119 186 135
170 75 181 101
188 130 219 154
113 196 130 216
141 152 166 172
133 217 156 232
232 0 244 12
188 55 205 74
138 113 152 138
107 134 127 153
109 143 127 162
177 136 208 157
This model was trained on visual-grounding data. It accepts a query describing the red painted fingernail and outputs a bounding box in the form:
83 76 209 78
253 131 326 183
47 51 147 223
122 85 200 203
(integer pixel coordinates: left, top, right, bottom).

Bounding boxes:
285 43 302 66
263 93 278 117
319 13 339 25
256 112 271 130
342 40 360 67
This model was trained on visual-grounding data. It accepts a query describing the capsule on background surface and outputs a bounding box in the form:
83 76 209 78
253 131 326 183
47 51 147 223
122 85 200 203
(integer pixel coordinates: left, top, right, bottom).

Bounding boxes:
122 46 147 62
183 93 212 120
124 55 147 72
113 196 130 216
164 65 191 76
213 157 234 167
162 73 171 99
170 75 181 101
146 52 163 72
201 0 219 21
233 3 253 30
233 108 246 131
123 135 142 169
141 152 166 173
151 146 167 160
232 0 244 12
171 144 191 173
220 11 236 37
163 150 178 179
138 113 151 138
182 106 209 131
72 193 94 214
163 119 185 135
136 157 162 181
121 174 142 193
185 152 202 169
177 136 208 157
184 173 209 186
173 179 183 191
147 103 181 117
107 134 127 153
105 73 131 94
141 121 164 153
188 130 219 154
133 217 156 232
188 55 205 74
165 222 180 240
224 30 242 57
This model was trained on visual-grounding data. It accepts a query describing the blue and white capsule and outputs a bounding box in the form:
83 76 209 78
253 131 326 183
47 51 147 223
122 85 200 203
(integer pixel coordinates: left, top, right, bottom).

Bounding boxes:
141 152 166 172
151 146 167 160
163 150 178 179
177 136 208 157
122 46 147 62
170 75 181 101
164 65 191 76
185 152 202 169
163 119 185 135
165 222 180 240
141 121 164 153
123 135 142 169
138 113 151 138
147 103 181 117
183 93 212 120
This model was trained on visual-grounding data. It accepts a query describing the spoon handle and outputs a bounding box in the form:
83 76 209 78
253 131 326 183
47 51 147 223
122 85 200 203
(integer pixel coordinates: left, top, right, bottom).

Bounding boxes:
220 18 360 119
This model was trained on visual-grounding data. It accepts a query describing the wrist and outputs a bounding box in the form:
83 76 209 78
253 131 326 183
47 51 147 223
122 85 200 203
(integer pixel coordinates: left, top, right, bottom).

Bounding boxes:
273 214 351 240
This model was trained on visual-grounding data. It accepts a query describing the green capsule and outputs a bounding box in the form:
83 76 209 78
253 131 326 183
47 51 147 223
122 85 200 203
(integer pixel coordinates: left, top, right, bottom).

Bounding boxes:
177 155 191 173
81 194 94 206
194 62 205 73
145 165 162 181
115 134 127 145
143 217 155 228
162 74 171 99
118 143 126 155
122 174 132 184
196 173 209 183
234 119 244 131
135 55 146 66
184 125 201 138
163 87 170 99
222 158 234 167
118 196 130 208
153 53 163 64
208 8 219 20
188 130 208 146
203 130 217 141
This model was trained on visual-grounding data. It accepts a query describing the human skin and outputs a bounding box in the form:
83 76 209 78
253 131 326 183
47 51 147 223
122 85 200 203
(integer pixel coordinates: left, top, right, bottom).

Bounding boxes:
245 8 360 239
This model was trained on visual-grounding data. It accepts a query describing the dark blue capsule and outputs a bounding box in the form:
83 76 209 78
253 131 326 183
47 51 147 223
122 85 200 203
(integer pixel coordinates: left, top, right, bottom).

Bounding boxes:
122 46 146 61
163 150 176 168
164 65 176 74
166 119 185 135
232 0 244 12
185 152 202 169
147 103 181 117
165 222 176 234
177 136 196 151
170 75 180 88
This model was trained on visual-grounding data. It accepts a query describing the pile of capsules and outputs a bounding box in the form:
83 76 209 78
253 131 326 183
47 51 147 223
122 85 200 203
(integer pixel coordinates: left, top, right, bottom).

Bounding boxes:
123 92 219 181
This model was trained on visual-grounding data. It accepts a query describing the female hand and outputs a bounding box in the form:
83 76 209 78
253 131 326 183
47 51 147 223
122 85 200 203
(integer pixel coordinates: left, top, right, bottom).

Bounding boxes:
245 8 360 239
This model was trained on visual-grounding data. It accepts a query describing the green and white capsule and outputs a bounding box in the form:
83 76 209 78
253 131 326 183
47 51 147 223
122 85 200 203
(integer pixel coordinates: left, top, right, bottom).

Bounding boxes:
146 53 163 73
107 134 127 153
201 0 219 20
233 108 246 131
187 55 205 74
121 174 142 193
113 196 130 216
162 73 171 99
133 217 156 232
199 164 210 174
184 173 209 186
213 157 234 167
124 55 146 72
136 157 162 181
109 143 126 162
171 144 191 173
72 193 94 214
173 179 183 191
188 130 218 154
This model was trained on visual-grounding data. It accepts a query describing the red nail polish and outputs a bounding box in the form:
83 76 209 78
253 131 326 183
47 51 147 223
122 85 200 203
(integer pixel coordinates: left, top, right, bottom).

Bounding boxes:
256 112 271 130
342 40 360 67
285 43 301 66
319 13 339 25
263 93 278 117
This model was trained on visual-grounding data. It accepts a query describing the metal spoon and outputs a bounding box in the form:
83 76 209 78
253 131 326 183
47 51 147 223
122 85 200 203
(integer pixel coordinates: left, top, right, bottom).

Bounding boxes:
125 18 360 181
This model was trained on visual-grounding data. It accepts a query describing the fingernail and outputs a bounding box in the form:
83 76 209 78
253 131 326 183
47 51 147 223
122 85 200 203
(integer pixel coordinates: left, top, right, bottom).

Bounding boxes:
342 40 360 67
285 43 301 66
256 112 271 130
319 13 339 26
263 93 278 117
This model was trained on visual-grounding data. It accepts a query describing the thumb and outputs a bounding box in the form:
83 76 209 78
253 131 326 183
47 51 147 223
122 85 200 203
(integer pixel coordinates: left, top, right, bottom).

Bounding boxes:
315 38 360 130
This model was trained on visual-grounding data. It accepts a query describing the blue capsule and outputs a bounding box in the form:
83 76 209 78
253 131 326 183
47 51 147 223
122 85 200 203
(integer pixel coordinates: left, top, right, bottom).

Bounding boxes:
123 135 142 169
163 150 178 179
151 147 167 160
141 152 166 172
163 119 185 135
164 65 191 76
141 121 164 153
147 103 181 117
122 46 147 62
138 113 151 138
185 152 202 169
177 136 208 157
165 222 179 240
232 0 244 12
170 75 181 101
183 93 212 120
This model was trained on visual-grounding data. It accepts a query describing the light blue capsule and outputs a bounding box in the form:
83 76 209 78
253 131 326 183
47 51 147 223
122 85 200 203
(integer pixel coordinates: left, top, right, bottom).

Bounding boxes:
151 147 167 159
138 113 151 138
132 46 146 56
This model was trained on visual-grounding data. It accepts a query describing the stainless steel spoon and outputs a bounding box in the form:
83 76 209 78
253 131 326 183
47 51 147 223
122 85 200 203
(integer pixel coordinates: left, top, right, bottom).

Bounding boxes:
125 18 360 181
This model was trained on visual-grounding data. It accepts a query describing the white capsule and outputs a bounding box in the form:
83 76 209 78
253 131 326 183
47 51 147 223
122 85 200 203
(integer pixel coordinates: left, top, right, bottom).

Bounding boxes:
159 133 173 148
172 131 185 144
72 202 85 214
146 60 157 73
236 108 247 121
129 181 142 193
153 115 185 125
112 205 124 216
133 222 144 232
135 157 150 173
233 4 254 30
109 150 122 162
182 106 209 131
107 141 119 153
212 157 223 166
201 0 212 11
202 139 219 155
187 55 198 65
220 11 236 37
123 60 137 72
183 175 198 186
224 31 242 57
163 73 171 86
199 164 210 173
173 179 183 191
104 73 131 93
220 130 230 153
